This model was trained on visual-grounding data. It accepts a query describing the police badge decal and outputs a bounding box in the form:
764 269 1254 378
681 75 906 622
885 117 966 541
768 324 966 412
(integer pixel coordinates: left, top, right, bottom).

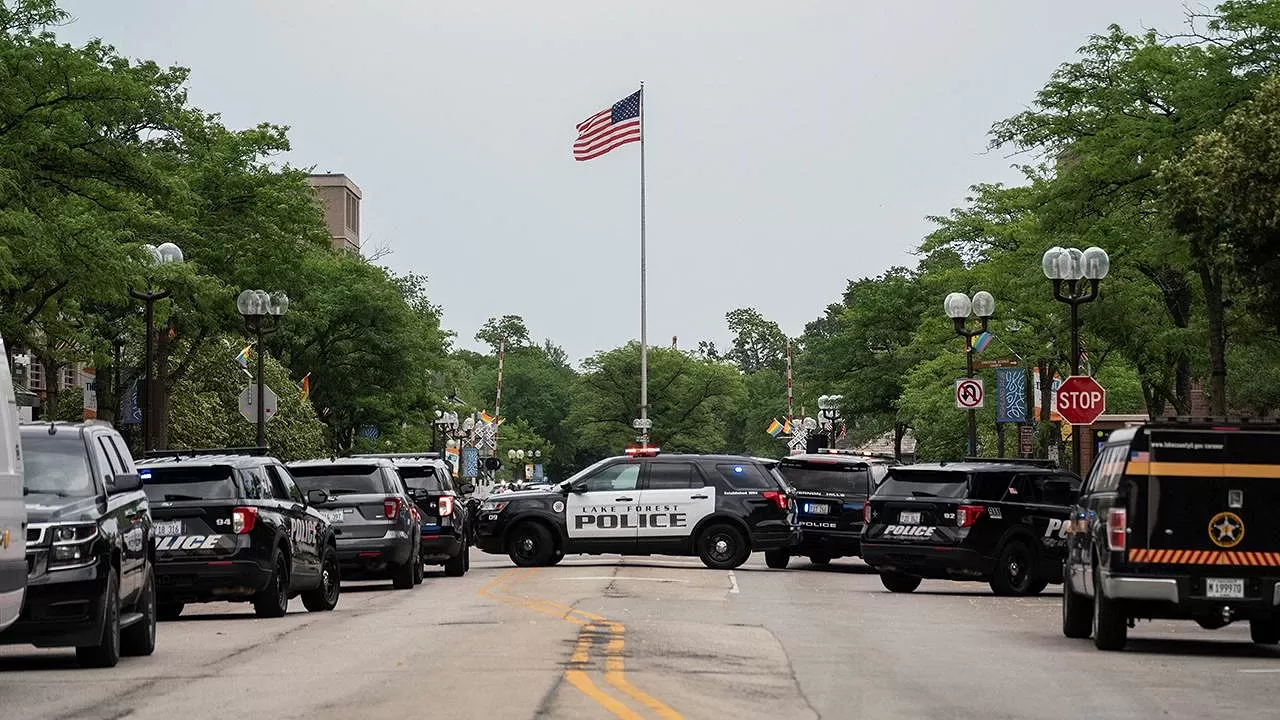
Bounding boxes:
553 501 565 513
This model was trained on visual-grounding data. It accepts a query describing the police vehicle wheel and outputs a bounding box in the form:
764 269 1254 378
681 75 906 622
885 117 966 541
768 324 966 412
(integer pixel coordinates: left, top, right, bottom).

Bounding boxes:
121 566 157 657
253 553 291 617
1249 618 1280 645
1061 577 1093 639
302 549 340 612
413 554 425 584
764 549 790 569
809 555 831 566
697 524 749 569
158 602 184 621
392 546 418 590
508 522 556 567
990 541 1039 596
76 568 121 668
879 572 921 593
1092 565 1127 651
445 542 468 577
547 550 565 566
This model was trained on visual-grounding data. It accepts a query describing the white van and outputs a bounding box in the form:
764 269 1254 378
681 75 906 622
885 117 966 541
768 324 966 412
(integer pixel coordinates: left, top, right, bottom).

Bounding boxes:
0 337 25 631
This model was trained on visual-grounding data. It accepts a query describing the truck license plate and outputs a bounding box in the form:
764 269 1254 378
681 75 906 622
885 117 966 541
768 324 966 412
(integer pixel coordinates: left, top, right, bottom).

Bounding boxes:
153 521 182 537
899 511 921 525
1206 578 1244 599
803 503 830 515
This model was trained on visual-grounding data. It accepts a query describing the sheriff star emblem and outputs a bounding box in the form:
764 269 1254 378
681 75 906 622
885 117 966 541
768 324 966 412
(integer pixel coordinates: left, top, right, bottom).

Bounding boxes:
1208 511 1245 549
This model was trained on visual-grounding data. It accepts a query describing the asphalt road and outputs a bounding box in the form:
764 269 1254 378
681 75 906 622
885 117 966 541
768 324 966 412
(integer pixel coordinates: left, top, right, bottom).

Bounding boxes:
2 553 1278 719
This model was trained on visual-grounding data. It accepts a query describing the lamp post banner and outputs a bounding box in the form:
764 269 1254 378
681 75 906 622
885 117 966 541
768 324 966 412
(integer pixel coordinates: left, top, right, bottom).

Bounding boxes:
995 368 1028 423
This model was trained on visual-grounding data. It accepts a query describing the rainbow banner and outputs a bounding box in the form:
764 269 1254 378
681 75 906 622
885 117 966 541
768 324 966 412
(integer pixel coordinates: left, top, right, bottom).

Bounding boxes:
766 418 784 437
973 331 995 353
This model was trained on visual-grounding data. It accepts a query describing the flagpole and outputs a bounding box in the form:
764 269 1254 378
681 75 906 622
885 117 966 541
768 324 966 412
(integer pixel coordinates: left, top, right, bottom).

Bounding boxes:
639 81 649 447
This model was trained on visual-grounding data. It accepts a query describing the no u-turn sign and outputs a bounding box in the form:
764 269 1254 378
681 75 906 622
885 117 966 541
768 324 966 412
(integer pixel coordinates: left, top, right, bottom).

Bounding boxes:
955 378 985 409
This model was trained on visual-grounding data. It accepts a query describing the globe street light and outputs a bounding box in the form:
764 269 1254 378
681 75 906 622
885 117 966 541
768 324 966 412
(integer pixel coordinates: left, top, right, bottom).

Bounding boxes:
1042 245 1110 472
129 242 184 453
945 290 996 457
434 410 459 452
237 289 289 448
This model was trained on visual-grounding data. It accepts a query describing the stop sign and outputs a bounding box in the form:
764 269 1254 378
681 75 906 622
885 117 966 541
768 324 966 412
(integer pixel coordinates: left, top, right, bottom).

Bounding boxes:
1056 375 1107 425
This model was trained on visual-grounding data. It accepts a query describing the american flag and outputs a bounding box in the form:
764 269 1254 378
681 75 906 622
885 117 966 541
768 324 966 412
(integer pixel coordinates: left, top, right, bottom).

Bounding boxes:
573 89 641 161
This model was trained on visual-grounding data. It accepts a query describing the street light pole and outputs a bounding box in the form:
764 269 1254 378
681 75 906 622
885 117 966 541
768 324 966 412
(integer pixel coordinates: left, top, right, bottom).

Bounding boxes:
1042 246 1110 474
128 242 184 453
945 291 996 457
237 289 289 449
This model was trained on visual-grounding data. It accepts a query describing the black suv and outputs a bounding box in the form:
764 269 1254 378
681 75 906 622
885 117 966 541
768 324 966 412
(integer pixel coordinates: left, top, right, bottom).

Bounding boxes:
288 458 421 589
1063 421 1280 651
138 449 340 619
1 422 156 667
768 451 897 568
355 454 475 577
861 459 1081 595
475 450 799 569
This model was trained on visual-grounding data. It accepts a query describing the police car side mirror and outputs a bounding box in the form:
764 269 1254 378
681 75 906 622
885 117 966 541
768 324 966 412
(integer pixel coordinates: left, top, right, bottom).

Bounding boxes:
306 489 329 505
109 473 142 494
460 483 476 495
569 480 588 494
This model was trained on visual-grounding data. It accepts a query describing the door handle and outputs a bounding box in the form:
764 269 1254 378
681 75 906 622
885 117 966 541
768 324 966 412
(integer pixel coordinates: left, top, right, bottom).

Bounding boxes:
690 494 709 499
615 496 634 502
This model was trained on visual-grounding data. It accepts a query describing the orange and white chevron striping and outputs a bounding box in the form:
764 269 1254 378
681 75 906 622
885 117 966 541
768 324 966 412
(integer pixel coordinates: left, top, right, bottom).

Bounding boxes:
1127 548 1280 566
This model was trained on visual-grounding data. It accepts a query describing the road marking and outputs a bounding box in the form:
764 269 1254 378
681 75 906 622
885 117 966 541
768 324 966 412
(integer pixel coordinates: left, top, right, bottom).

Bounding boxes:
728 570 740 594
1238 668 1280 673
555 576 690 583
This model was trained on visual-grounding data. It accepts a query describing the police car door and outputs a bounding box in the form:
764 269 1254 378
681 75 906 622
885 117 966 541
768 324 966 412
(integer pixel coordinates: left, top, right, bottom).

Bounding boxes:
565 461 640 552
635 461 714 547
268 464 321 583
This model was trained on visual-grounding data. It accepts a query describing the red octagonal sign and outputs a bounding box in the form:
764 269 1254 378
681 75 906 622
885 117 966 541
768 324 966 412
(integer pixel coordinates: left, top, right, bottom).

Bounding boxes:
1056 375 1107 426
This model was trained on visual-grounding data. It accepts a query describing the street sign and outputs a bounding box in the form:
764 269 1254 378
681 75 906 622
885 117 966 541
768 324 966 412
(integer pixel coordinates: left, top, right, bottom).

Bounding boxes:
632 418 653 430
1019 424 1035 457
1055 375 1107 425
974 358 1020 370
238 385 279 424
955 378 985 409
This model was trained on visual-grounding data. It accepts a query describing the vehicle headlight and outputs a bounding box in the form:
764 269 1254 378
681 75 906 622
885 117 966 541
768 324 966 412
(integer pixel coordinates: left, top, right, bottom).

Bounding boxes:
48 523 98 570
480 501 509 513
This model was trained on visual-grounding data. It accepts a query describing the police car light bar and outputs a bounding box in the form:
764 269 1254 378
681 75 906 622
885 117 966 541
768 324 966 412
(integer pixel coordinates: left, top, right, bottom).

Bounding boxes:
624 447 661 457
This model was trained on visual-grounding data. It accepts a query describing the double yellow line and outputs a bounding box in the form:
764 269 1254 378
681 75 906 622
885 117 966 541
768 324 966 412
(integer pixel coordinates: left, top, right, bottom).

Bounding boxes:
477 568 683 720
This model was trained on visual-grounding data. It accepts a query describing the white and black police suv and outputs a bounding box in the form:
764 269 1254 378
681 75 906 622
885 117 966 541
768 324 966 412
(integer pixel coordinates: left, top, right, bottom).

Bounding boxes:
474 449 799 569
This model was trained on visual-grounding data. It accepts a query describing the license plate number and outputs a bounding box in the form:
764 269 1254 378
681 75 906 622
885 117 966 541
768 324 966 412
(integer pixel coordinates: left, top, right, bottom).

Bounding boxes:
1205 578 1244 599
153 521 182 537
325 510 345 523
899 511 922 525
803 503 830 515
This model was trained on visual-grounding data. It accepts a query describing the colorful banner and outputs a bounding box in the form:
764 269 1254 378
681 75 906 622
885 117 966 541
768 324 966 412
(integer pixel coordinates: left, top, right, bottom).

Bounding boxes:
995 368 1028 424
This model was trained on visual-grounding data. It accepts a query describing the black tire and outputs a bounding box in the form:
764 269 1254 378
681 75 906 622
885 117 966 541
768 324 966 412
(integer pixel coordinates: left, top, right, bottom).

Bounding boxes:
507 522 556 567
1062 575 1093 639
301 548 340 612
157 602 184 621
696 523 750 570
990 541 1041 596
880 571 922 593
809 555 831 566
253 553 291 618
445 542 468 577
413 551 425 585
76 568 121 668
121 566 157 657
392 545 417 590
546 551 564 566
1250 618 1280 645
764 549 790 569
1092 564 1127 651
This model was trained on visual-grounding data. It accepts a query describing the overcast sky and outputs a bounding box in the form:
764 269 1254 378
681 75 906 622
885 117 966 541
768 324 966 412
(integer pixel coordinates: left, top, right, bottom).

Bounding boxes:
57 1 1188 364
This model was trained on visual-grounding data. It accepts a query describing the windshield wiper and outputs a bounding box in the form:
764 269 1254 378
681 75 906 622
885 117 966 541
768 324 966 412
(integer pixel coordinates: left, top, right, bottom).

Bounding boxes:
910 491 939 498
325 488 364 496
24 488 72 497
163 493 205 501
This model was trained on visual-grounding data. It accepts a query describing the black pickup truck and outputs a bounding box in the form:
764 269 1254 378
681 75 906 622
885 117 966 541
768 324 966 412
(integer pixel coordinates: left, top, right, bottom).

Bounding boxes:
138 449 340 619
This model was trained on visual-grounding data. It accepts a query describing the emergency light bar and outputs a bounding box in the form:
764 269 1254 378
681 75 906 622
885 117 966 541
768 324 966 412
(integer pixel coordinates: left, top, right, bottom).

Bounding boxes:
624 447 661 457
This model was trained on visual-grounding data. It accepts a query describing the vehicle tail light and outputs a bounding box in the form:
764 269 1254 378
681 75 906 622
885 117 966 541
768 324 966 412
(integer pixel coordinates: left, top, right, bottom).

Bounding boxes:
1107 508 1127 551
438 495 454 517
863 503 872 524
956 505 985 528
385 498 402 520
232 507 257 534
761 490 788 510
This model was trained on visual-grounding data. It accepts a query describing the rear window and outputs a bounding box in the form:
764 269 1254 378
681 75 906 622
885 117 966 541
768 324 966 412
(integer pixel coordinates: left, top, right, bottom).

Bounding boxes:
875 469 970 499
397 465 445 491
290 465 395 495
141 466 239 501
778 461 871 494
711 462 776 490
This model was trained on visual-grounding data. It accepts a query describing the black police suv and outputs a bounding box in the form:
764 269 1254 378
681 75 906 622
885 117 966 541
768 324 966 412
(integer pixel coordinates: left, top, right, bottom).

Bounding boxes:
288 458 421 589
475 450 799 570
139 449 340 619
2 422 156 667
356 453 474 577
767 451 897 568
1063 421 1280 651
861 460 1081 595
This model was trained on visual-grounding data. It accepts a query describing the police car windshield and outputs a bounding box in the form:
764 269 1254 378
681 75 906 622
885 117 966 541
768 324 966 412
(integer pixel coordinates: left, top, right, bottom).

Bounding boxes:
22 434 95 497
141 466 238 502
397 465 444 491
875 469 969 499
779 462 870 494
290 466 394 495
557 457 617 490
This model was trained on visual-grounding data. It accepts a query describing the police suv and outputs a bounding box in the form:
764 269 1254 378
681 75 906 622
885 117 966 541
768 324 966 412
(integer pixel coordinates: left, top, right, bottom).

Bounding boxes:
861 459 1081 595
474 449 799 569
768 451 896 568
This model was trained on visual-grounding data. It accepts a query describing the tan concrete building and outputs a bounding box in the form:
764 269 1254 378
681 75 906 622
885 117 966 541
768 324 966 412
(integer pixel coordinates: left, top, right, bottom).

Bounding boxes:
307 174 362 253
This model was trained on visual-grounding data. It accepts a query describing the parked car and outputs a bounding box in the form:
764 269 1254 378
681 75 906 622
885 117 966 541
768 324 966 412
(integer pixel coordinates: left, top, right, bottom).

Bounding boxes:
861 459 1081 595
1063 420 1280 651
0 336 25 633
288 458 421 589
138 448 341 619
1 422 155 667
355 453 474 577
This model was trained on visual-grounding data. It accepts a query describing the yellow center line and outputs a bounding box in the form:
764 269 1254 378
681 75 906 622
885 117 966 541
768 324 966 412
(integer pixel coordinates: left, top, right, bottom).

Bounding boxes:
601 621 685 720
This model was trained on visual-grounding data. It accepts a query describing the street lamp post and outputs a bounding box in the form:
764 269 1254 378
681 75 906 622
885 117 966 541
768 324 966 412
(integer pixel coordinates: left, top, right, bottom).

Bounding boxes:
236 289 289 448
945 290 996 457
129 242 184 453
1042 246 1110 473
